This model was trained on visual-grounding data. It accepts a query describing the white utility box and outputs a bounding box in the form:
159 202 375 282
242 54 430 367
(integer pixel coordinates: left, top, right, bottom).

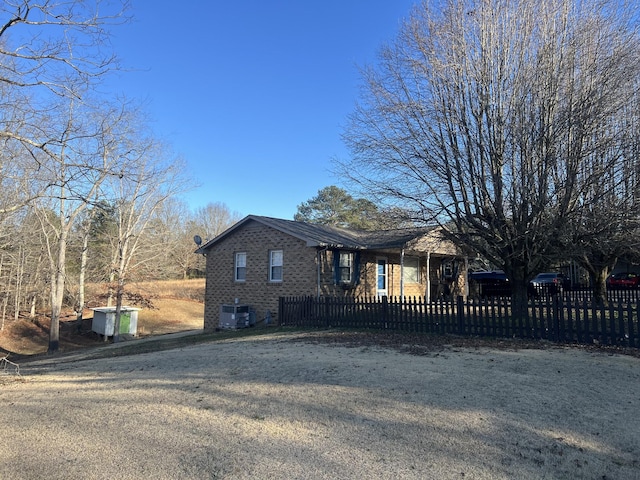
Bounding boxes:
91 306 140 336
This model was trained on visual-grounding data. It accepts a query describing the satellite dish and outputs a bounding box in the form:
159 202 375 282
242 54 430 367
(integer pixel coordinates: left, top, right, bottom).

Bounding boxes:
193 235 202 246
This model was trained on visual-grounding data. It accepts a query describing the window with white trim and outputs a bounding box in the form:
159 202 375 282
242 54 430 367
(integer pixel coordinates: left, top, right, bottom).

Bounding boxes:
403 256 420 283
269 250 283 282
235 252 246 282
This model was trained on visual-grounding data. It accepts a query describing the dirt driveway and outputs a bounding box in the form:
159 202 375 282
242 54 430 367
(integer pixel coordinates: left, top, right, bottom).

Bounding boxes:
1 331 639 479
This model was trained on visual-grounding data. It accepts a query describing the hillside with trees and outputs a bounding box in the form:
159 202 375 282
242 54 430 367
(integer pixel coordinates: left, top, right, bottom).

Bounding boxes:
0 1 239 352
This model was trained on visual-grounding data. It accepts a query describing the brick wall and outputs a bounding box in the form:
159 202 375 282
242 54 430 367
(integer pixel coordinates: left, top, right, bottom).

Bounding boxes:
203 220 318 330
203 219 467 330
356 252 464 299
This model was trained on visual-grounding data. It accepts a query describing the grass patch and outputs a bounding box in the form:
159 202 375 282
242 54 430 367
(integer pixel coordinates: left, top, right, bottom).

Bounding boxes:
35 327 298 363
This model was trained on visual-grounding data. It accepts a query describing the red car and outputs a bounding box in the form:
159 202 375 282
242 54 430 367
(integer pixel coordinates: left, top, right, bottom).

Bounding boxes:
607 272 640 289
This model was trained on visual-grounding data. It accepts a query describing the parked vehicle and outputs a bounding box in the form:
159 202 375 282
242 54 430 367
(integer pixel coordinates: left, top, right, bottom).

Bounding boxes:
530 272 570 295
468 270 510 298
606 272 640 289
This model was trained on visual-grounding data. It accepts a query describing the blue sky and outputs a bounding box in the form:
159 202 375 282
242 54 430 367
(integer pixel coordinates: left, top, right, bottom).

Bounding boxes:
107 1 416 219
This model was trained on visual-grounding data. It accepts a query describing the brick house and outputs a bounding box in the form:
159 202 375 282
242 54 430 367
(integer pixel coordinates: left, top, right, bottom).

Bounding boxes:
196 215 467 330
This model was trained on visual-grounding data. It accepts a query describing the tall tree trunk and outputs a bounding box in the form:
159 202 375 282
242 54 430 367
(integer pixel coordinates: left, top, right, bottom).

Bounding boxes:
1 296 7 331
107 270 115 307
14 245 23 322
511 282 530 326
76 231 89 332
48 230 68 353
113 280 125 343
579 255 616 307
28 250 43 320
590 267 612 307
0 254 4 331
112 238 129 344
29 295 37 319
503 261 533 325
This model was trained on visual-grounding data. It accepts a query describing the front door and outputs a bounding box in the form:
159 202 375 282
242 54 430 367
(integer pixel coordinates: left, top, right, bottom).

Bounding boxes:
377 257 388 297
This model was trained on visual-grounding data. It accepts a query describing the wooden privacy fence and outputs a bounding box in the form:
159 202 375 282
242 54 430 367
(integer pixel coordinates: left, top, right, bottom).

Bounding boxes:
278 295 640 348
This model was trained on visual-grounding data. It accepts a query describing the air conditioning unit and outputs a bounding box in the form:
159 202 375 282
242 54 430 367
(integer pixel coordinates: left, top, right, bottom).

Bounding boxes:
219 304 255 329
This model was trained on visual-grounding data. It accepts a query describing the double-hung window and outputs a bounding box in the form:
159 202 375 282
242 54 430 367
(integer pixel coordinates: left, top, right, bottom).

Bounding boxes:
403 256 420 283
338 252 353 284
333 250 359 285
269 250 283 282
235 252 246 282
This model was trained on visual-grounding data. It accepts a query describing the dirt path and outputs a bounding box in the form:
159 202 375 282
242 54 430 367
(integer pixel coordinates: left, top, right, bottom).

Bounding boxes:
1 332 639 479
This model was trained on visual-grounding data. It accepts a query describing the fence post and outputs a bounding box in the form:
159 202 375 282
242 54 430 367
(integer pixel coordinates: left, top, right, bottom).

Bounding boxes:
381 295 388 329
628 303 636 348
553 295 560 342
279 297 285 326
456 296 464 335
324 296 331 328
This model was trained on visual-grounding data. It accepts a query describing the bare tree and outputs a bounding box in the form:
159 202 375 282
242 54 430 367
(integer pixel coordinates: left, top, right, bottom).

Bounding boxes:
0 0 128 215
101 145 189 342
138 199 211 279
566 94 640 304
36 99 139 352
0 206 51 325
0 1 127 93
193 202 242 242
343 0 640 316
0 1 129 351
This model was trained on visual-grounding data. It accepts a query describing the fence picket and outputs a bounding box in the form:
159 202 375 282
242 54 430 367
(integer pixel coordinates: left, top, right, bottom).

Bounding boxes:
277 294 640 349
629 303 636 348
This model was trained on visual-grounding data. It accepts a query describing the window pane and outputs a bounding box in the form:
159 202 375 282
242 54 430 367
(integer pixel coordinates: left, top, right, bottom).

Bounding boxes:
235 252 246 281
271 250 283 267
236 267 246 281
339 253 352 268
339 267 351 283
377 259 386 290
403 257 419 283
270 250 283 281
271 266 283 281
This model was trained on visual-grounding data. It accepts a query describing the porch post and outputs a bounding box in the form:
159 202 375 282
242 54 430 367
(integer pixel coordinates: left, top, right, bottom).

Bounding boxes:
316 250 321 299
425 251 431 303
400 248 405 298
463 256 469 300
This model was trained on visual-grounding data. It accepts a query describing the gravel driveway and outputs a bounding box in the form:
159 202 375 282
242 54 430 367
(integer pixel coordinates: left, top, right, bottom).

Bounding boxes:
1 332 639 479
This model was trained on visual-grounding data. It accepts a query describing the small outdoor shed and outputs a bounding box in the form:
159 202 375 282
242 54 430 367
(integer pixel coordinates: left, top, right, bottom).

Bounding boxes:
91 307 140 337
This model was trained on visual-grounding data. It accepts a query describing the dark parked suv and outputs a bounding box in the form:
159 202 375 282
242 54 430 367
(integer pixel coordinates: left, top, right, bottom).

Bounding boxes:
468 270 510 298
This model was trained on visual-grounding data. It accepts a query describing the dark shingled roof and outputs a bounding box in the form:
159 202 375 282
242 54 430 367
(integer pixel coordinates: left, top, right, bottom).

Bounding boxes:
196 215 435 252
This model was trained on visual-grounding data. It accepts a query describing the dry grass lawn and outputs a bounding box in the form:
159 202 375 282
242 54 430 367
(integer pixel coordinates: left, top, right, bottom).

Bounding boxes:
1 279 640 478
1 331 639 479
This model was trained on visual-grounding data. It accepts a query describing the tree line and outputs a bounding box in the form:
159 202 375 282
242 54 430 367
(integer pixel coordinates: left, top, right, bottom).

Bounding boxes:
341 0 640 316
0 1 240 351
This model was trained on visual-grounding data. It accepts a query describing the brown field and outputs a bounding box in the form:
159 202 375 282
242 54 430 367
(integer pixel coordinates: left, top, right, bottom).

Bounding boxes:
0 279 205 357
